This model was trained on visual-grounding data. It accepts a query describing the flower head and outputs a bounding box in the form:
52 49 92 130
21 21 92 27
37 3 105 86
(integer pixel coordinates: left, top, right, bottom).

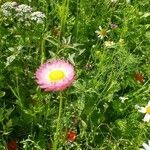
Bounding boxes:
36 59 75 92
14 4 32 23
138 101 150 122
104 40 115 48
30 11 46 24
67 131 77 142
95 26 109 39
7 140 17 150
15 4 32 13
1 2 17 17
134 72 144 84
110 23 118 29
140 140 150 150
1 2 17 10
119 96 128 103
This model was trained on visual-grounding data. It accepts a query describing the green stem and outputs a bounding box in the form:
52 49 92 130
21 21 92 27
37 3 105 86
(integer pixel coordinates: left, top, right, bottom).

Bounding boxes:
53 92 63 150
41 38 45 64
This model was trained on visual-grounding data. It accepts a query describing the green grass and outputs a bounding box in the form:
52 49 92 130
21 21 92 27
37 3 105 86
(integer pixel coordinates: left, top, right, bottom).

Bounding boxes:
0 0 150 149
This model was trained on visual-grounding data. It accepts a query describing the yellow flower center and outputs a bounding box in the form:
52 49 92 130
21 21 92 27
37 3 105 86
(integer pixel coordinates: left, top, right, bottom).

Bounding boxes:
146 106 150 114
99 29 107 37
49 70 65 82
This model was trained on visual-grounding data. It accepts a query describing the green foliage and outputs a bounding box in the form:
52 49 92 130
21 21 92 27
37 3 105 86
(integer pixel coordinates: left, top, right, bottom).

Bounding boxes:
0 0 150 149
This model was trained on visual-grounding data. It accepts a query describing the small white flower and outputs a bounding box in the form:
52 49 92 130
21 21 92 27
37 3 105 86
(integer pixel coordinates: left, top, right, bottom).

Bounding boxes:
138 101 150 122
15 4 32 13
30 11 45 24
119 96 128 103
1 2 17 9
1 2 17 16
104 41 115 48
95 26 110 39
15 4 32 22
1 9 11 17
140 140 150 150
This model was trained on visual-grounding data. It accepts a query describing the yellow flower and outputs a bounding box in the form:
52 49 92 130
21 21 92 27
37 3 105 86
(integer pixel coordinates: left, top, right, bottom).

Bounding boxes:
95 26 110 39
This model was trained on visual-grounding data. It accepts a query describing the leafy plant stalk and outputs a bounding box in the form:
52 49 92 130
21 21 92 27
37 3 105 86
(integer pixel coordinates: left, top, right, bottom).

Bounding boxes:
41 38 45 64
53 92 63 150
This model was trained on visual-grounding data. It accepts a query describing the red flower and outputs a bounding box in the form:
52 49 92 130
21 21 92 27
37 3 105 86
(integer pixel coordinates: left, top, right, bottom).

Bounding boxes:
134 73 144 83
67 131 77 142
7 140 17 150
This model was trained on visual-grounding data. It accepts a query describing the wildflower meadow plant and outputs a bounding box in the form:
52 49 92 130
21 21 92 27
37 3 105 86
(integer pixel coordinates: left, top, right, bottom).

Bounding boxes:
36 59 75 150
140 140 150 150
30 11 46 24
110 23 118 29
1 2 17 17
119 96 128 103
7 139 17 150
95 26 110 39
104 40 115 48
36 59 75 91
15 4 32 13
0 0 150 149
1 2 45 26
138 101 150 122
134 72 144 84
67 130 77 142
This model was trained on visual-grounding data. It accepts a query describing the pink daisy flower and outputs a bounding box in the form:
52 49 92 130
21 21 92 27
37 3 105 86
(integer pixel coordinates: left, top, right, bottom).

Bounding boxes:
35 59 75 91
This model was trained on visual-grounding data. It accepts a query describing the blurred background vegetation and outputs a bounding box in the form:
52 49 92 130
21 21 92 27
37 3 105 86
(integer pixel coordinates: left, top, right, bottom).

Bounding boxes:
0 0 150 149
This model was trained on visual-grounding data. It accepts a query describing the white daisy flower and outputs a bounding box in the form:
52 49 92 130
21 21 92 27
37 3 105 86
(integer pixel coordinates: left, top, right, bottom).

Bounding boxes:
140 140 150 150
138 101 150 122
95 26 110 39
119 96 128 103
